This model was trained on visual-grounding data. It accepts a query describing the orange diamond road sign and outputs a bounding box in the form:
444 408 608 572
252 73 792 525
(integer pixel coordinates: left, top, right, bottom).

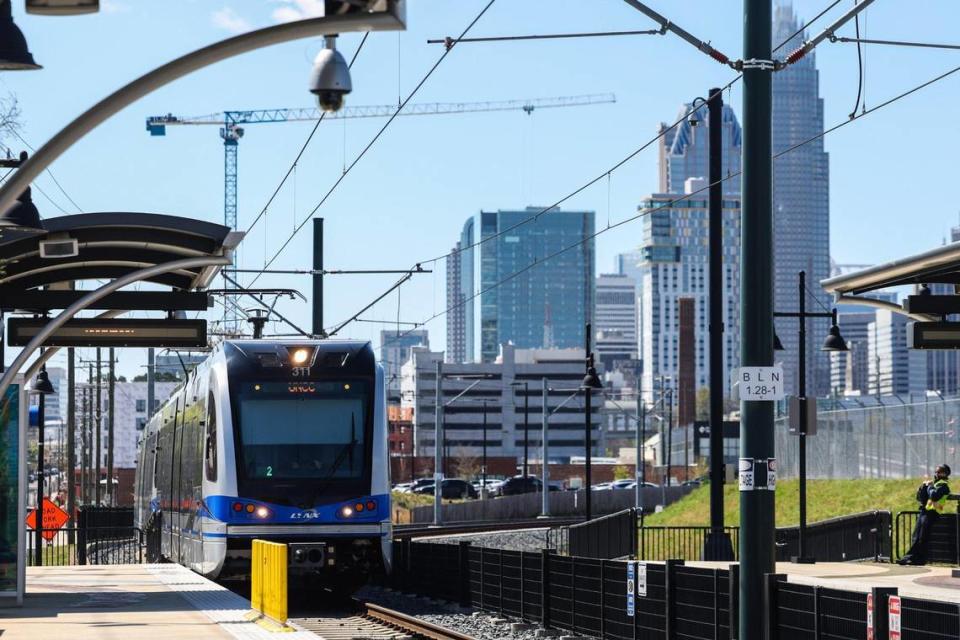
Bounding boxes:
26 498 70 541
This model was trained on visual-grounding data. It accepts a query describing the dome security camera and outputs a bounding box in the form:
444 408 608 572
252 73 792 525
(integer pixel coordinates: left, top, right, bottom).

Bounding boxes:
309 36 352 113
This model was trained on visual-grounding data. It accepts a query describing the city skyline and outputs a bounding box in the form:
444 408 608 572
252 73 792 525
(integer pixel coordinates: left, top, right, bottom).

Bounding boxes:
5 0 960 379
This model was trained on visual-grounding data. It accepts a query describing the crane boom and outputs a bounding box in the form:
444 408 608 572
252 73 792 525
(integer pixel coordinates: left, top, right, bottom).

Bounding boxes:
146 92 617 333
146 93 616 133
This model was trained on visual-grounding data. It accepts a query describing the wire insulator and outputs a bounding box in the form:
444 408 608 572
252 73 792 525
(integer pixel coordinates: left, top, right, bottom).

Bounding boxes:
785 47 807 65
708 49 729 65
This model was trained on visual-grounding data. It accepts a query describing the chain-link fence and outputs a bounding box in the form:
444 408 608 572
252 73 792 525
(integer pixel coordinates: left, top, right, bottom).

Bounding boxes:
775 395 960 479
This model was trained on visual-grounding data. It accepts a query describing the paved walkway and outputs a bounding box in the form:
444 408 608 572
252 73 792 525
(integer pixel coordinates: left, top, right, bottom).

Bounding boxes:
0 564 317 640
687 560 960 603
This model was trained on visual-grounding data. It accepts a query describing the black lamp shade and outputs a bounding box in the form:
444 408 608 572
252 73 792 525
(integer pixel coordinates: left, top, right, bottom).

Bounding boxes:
32 366 56 395
773 333 785 351
0 1 41 70
821 324 849 352
0 187 44 233
582 366 603 390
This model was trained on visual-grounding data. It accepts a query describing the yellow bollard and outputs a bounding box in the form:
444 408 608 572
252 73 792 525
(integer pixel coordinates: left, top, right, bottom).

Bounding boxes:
247 539 291 632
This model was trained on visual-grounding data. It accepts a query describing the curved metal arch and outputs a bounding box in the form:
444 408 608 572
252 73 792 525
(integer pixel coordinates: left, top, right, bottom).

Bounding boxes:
835 294 937 322
0 10 405 214
0 255 230 401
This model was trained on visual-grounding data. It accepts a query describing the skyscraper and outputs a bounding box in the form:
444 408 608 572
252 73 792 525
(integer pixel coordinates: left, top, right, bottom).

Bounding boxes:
595 273 638 369
380 329 429 399
452 207 595 363
659 103 742 196
446 241 466 364
773 2 832 395
637 179 742 405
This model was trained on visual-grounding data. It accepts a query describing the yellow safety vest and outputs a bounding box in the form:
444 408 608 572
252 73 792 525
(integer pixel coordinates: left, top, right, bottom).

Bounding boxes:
925 479 950 513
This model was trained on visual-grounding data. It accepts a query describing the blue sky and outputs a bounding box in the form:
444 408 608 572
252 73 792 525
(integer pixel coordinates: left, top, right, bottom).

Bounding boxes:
4 0 960 379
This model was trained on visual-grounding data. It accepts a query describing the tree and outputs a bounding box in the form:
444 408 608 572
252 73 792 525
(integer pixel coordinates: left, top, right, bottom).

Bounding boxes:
613 464 631 481
132 372 179 382
0 93 21 152
695 387 710 422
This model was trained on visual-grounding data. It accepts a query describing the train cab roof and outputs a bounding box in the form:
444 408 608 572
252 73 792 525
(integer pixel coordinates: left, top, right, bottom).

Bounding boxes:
223 339 376 376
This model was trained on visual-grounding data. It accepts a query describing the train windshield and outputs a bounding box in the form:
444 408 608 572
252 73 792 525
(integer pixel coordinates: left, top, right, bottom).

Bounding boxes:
235 381 368 481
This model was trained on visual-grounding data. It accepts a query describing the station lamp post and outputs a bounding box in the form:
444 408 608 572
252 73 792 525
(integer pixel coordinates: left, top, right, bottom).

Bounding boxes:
510 381 530 477
582 324 603 521
30 363 56 566
773 270 848 563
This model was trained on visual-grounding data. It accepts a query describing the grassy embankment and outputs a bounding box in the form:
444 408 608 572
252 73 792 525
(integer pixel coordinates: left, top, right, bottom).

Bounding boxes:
643 477 925 528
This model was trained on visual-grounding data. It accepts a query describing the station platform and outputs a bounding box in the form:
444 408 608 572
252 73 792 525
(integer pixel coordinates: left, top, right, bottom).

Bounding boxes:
688 560 960 603
0 564 318 640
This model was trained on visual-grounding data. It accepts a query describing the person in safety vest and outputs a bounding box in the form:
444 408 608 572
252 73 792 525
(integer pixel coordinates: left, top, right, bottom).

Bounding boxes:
898 464 951 566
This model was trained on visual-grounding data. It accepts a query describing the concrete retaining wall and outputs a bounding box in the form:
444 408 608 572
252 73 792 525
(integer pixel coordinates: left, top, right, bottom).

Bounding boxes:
409 486 693 524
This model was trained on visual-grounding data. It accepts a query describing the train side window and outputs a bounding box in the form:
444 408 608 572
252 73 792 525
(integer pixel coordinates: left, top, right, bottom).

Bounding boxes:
205 393 217 481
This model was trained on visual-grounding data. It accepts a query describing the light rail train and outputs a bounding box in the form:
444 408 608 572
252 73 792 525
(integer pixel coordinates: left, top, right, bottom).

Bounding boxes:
134 340 391 590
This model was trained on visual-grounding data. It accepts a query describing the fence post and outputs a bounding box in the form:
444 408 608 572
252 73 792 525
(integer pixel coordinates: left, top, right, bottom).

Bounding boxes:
762 573 787 640
812 586 821 640
632 507 639 559
665 559 684 639
480 546 486 611
458 541 471 607
728 564 739 640
520 548 526 620
77 509 87 566
498 548 504 617
541 548 552 630
870 587 897 640
404 538 413 592
600 559 607 639
713 569 721 640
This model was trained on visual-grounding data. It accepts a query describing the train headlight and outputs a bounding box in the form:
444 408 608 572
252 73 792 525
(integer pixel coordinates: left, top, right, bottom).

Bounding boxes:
255 506 270 519
291 348 309 365
340 505 353 518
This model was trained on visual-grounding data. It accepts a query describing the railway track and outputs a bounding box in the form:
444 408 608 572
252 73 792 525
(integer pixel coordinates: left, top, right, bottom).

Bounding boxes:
291 600 477 640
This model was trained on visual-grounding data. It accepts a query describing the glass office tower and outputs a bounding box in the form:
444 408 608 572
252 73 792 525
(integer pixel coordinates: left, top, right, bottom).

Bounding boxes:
453 207 595 363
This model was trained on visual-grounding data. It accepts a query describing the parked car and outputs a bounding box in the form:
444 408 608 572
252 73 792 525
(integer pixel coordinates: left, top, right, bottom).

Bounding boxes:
398 478 436 493
414 479 478 499
609 479 635 490
591 482 613 491
499 475 557 496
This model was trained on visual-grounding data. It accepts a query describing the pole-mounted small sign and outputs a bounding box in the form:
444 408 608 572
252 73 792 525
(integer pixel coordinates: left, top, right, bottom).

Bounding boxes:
737 366 784 401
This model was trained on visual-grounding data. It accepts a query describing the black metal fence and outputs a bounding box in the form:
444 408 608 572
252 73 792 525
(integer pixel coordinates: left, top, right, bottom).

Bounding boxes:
894 510 958 563
775 511 891 563
568 508 638 559
390 540 960 639
638 525 741 562
25 506 142 566
633 512 888 562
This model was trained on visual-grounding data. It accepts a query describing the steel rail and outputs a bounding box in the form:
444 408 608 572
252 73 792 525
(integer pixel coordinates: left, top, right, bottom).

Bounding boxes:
363 602 479 640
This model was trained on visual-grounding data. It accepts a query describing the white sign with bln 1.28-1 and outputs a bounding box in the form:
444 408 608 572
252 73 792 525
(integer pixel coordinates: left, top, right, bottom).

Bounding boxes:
738 366 785 401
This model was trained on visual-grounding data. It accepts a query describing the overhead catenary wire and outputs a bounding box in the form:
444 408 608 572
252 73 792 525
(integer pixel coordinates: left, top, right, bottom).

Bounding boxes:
244 32 370 237
246 0 498 289
414 0 844 270
377 61 960 355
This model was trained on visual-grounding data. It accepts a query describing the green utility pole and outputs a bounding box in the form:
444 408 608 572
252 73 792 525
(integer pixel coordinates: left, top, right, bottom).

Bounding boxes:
740 1 776 638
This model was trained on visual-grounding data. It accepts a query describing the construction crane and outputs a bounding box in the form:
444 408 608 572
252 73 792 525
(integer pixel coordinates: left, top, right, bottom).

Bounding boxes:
146 93 617 331
146 93 616 231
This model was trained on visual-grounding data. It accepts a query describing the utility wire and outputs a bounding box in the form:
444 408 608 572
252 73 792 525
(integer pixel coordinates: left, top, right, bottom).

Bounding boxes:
376 61 960 354
849 1 864 119
247 0 498 288
312 0 854 342
415 0 843 269
832 36 960 52
11 130 83 213
244 32 370 237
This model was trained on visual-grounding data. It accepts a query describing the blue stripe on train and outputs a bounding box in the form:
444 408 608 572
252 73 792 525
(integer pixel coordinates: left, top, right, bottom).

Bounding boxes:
203 493 390 525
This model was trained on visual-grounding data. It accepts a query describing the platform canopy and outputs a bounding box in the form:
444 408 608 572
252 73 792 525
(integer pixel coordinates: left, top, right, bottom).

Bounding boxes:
0 212 241 310
822 241 960 296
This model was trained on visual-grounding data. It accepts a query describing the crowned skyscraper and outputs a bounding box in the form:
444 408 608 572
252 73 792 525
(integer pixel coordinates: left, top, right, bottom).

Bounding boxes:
773 1 832 395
